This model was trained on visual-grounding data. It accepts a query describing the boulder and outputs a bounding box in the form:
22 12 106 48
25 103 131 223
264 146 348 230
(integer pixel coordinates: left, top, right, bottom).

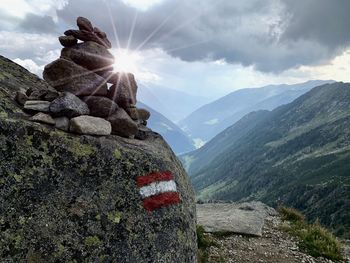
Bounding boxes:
0 55 197 263
43 58 108 96
58 35 77 47
77 16 94 32
30 112 55 125
107 108 139 137
50 92 89 118
61 41 114 71
24 100 50 112
196 202 277 237
54 116 70 131
137 108 151 121
81 96 118 117
108 73 138 109
70 115 112 136
135 125 154 140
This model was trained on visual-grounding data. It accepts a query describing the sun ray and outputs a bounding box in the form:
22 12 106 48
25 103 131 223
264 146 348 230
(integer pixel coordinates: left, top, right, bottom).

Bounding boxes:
104 0 121 49
135 5 182 52
127 10 139 50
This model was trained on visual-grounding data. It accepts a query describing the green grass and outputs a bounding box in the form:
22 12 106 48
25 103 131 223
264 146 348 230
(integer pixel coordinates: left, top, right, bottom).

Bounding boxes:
279 207 343 261
197 225 223 263
278 206 305 223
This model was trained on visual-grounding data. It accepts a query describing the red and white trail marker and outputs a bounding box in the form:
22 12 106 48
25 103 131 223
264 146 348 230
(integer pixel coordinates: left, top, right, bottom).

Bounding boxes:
136 171 181 212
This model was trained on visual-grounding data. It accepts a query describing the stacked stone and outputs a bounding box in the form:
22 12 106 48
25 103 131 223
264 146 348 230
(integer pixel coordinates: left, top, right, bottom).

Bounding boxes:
16 17 151 138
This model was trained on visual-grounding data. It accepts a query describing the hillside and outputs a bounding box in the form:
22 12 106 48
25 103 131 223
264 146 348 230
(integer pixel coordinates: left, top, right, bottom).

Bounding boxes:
137 102 195 154
137 84 210 122
181 82 350 238
179 80 333 144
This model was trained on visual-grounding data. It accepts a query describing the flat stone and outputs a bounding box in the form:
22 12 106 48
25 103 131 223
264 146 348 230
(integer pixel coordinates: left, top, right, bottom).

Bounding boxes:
30 113 55 125
15 90 28 106
70 115 111 136
54 116 70 131
77 16 94 32
107 108 138 137
137 108 150 121
108 73 138 109
196 202 277 237
24 100 50 112
61 41 114 71
59 35 77 47
64 29 112 49
81 96 118 117
43 58 108 96
50 92 89 118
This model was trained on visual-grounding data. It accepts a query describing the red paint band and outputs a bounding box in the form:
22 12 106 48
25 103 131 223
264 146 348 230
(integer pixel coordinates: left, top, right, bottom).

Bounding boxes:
136 171 173 187
143 192 180 212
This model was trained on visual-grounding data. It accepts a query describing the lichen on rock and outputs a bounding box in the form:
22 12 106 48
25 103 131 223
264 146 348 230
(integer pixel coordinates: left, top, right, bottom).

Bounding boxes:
0 55 197 262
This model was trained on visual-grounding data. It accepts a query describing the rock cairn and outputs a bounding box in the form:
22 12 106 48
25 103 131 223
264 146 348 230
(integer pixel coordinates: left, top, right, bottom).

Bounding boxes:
16 16 150 138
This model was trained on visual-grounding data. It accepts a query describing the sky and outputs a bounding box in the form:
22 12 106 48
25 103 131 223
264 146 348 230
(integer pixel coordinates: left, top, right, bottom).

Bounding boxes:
1 0 350 99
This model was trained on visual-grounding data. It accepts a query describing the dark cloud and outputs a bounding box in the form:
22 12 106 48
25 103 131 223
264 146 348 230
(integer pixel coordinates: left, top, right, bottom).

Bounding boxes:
19 13 58 34
54 0 350 72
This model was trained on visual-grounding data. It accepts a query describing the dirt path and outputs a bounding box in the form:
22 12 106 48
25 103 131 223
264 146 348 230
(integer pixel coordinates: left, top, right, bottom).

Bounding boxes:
204 215 350 263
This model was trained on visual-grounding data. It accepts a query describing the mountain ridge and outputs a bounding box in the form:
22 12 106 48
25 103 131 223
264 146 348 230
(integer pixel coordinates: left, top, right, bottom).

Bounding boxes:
181 82 350 238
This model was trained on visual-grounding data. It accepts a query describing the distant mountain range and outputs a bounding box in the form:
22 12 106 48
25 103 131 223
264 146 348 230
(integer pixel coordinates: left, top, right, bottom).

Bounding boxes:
137 84 210 123
179 80 334 145
180 82 350 238
137 102 195 154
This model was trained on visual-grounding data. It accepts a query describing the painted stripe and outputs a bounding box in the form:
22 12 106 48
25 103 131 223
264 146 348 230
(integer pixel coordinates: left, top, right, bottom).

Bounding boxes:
143 192 180 212
136 171 173 187
139 180 177 198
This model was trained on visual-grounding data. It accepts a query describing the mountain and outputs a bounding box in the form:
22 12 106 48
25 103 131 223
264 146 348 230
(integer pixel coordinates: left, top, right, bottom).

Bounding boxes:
137 84 210 122
180 82 350 238
137 102 195 154
179 80 334 145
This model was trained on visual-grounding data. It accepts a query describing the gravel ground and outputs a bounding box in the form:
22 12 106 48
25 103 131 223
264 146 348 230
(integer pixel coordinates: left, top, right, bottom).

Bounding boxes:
204 215 350 263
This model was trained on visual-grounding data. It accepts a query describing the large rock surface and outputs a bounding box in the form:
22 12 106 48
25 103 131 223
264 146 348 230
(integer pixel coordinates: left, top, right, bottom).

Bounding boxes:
0 55 197 263
197 202 277 237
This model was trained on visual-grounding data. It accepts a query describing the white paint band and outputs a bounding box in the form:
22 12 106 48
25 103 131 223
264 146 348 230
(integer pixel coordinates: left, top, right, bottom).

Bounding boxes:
139 180 177 198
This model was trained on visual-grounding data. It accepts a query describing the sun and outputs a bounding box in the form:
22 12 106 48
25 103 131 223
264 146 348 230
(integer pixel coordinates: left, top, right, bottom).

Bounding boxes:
112 49 140 74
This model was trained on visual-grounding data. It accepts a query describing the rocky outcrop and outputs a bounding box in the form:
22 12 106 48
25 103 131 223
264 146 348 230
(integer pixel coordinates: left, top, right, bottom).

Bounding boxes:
0 55 196 262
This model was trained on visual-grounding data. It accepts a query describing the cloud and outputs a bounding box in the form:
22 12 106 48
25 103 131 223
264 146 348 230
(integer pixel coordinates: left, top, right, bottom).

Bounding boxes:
19 13 58 34
54 0 350 73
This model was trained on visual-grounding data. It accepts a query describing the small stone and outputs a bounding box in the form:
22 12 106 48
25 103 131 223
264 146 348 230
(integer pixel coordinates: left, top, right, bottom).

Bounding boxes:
15 90 28 106
59 35 78 47
137 108 150 121
81 96 118 117
64 29 112 49
50 92 89 118
70 116 111 136
135 126 153 140
107 108 138 137
126 105 139 120
24 100 50 112
28 89 59 102
30 113 55 125
108 73 138 109
54 116 70 131
77 17 94 32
